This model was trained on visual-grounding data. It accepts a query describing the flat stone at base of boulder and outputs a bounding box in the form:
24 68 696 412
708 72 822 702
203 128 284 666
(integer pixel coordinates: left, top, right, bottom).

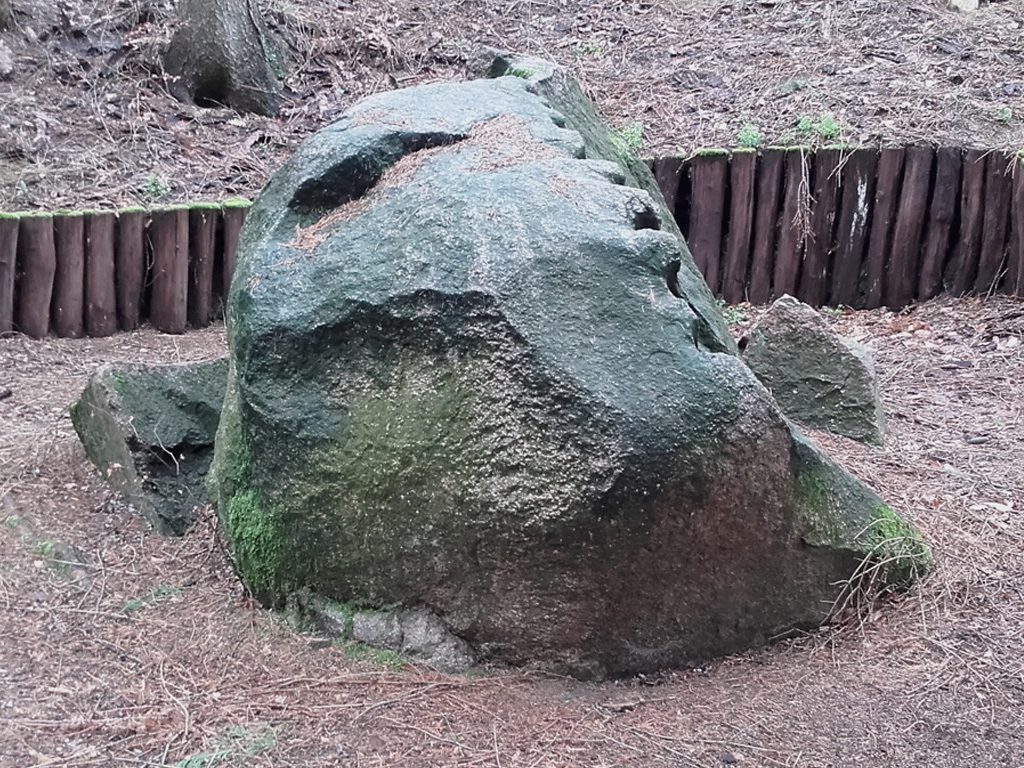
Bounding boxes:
741 296 886 445
71 358 227 535
303 594 476 673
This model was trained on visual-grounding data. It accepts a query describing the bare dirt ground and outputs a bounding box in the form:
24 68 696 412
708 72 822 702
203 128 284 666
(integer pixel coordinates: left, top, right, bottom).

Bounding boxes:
1 296 1022 767
1 0 1024 210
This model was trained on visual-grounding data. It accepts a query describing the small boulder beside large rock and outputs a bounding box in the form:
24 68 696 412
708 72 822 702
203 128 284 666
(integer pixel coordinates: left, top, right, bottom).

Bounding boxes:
71 358 227 535
741 295 886 445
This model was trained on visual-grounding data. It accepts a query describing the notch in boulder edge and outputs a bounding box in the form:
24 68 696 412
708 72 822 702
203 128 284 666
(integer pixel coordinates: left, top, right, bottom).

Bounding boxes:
209 52 931 678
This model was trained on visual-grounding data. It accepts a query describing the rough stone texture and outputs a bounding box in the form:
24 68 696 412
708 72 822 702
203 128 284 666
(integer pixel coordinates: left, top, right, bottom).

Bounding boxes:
72 358 227 535
741 295 887 445
0 41 14 80
211 54 931 678
302 595 475 672
163 0 283 117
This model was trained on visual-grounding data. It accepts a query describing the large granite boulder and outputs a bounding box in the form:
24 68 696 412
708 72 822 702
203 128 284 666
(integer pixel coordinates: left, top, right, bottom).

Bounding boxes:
211 54 931 678
72 359 227 535
741 296 886 445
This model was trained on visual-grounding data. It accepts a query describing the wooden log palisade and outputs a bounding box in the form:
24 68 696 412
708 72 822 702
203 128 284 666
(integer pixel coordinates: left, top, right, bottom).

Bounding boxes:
652 145 1024 309
0 200 251 338
2 146 1023 340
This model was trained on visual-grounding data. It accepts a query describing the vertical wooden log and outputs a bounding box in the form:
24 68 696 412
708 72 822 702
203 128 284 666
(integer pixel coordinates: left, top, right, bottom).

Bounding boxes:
220 200 250 314
772 148 810 299
654 157 686 219
51 212 85 338
863 148 906 309
0 214 18 334
799 147 843 307
918 148 962 302
946 149 986 296
687 151 730 294
886 146 934 310
14 213 56 338
116 208 147 331
830 148 877 308
1009 161 1024 297
187 204 219 328
974 153 1013 295
149 205 189 334
721 150 757 304
748 149 785 305
85 211 118 337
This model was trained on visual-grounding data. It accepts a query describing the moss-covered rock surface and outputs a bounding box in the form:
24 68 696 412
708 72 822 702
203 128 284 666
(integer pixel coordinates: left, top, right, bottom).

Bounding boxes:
211 54 930 678
741 295 888 444
72 358 227 535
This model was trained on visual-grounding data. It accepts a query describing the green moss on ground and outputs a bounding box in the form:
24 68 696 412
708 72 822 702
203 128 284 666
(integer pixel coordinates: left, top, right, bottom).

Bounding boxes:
339 641 409 670
859 504 934 586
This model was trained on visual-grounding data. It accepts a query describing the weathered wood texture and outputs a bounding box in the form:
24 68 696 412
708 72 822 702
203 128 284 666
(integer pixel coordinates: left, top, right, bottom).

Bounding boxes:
721 151 757 304
1009 162 1024 296
15 214 56 338
116 209 147 330
799 148 842 307
85 211 118 337
886 146 934 310
747 149 785 305
653 157 686 219
687 153 729 294
149 207 190 334
830 148 877 308
918 148 962 301
946 149 987 296
863 148 905 309
187 206 218 328
974 153 1012 295
772 149 809 299
220 204 248 315
0 217 17 334
52 213 85 338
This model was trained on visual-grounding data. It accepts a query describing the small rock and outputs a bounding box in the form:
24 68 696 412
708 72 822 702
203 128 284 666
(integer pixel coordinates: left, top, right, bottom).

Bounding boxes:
71 359 227 535
352 610 403 651
946 0 978 10
741 295 886 445
0 42 14 80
